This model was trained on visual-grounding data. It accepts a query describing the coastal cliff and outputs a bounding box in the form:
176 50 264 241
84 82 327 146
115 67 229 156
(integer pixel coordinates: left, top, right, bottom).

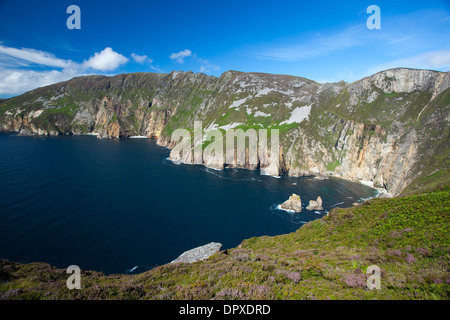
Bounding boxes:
0 68 448 196
0 68 449 301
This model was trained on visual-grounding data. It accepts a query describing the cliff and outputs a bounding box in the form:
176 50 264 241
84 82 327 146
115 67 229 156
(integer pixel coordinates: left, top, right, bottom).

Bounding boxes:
0 68 449 196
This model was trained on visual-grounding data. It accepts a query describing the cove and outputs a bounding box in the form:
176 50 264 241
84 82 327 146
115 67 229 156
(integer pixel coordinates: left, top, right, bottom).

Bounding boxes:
0 133 377 275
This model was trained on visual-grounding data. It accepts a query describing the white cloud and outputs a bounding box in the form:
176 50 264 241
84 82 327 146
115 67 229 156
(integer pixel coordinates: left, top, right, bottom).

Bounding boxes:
424 50 450 67
0 67 82 96
149 65 164 72
249 9 449 64
0 45 130 96
198 58 220 74
251 25 365 62
0 44 72 68
199 65 219 73
82 47 128 71
315 68 356 84
170 49 192 63
368 50 450 75
131 53 152 64
169 50 219 74
316 50 450 84
0 44 221 96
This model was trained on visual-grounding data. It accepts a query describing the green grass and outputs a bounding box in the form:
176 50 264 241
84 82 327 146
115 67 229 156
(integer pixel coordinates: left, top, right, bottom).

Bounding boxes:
327 160 341 171
109 113 118 124
1 186 448 300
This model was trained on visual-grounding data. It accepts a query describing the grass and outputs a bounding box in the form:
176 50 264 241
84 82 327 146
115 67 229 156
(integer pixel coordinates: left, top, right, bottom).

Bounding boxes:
327 160 341 172
109 113 118 124
1 186 448 300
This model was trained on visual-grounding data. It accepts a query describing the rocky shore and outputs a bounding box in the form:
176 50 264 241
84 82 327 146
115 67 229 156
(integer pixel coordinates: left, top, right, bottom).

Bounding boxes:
1 68 449 197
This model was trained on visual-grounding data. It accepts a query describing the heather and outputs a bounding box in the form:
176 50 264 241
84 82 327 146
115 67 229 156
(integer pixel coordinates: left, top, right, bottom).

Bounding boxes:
1 186 448 300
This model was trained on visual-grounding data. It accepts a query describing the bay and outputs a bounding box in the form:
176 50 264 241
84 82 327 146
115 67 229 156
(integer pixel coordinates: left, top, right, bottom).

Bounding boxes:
0 133 376 275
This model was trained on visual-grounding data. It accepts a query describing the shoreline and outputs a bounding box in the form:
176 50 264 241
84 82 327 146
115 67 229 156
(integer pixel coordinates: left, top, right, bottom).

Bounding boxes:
0 132 390 275
0 131 399 199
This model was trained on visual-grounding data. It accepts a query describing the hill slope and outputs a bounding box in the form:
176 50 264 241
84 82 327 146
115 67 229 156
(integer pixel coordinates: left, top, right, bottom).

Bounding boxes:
1 68 449 196
1 186 448 300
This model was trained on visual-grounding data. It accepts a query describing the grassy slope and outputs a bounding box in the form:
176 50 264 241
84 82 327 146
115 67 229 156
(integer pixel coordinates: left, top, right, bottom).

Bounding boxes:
1 186 448 300
401 89 450 196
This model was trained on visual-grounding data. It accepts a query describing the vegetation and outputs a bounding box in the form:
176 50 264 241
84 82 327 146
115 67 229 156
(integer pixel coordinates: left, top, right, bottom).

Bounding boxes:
0 69 448 300
327 160 341 171
1 186 448 300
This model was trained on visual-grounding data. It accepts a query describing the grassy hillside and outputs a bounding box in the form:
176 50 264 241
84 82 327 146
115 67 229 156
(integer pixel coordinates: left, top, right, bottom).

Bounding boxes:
1 186 448 300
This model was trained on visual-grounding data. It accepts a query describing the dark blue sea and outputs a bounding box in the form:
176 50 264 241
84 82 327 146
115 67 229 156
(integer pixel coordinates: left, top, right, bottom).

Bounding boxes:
0 133 377 275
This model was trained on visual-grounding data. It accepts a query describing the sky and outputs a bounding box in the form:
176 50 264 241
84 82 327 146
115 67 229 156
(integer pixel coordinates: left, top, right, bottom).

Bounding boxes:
0 0 449 98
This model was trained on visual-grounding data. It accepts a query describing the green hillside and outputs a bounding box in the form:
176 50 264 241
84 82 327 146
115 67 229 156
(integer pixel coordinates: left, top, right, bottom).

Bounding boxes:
1 186 448 300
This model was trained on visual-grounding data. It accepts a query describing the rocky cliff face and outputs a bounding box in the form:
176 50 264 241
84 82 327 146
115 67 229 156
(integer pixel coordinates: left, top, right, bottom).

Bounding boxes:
0 68 448 196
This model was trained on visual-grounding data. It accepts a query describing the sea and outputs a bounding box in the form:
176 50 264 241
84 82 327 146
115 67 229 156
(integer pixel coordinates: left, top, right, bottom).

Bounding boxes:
0 133 377 275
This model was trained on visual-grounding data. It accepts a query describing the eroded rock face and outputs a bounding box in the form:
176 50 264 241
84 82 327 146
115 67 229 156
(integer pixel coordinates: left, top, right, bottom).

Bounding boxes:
98 121 120 139
0 68 448 196
170 242 223 264
280 194 302 212
306 196 323 211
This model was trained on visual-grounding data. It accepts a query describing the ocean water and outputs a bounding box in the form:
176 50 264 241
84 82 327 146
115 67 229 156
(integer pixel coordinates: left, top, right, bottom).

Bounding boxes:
0 133 377 275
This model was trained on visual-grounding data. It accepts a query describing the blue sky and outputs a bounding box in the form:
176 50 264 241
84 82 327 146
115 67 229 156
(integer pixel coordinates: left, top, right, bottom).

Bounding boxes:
0 0 449 97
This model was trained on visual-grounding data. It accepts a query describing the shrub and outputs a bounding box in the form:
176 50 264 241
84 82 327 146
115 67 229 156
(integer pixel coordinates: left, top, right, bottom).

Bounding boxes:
405 253 416 264
343 274 367 288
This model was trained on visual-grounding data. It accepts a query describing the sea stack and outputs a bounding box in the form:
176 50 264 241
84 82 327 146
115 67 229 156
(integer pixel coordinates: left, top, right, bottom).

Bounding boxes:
306 196 323 211
280 194 302 212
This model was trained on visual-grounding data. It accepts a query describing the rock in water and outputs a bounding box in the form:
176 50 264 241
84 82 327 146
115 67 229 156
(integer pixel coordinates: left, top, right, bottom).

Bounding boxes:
280 194 302 212
170 242 222 264
306 196 323 211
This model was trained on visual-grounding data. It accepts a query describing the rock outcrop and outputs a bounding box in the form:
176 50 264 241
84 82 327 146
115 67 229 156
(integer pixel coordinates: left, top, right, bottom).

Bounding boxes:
0 68 448 196
170 242 223 264
306 196 323 211
280 194 302 212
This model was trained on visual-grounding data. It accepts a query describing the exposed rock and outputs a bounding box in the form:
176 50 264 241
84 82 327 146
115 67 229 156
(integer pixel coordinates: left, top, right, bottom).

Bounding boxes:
98 121 120 139
0 68 448 196
306 196 323 211
280 194 302 212
143 109 174 138
170 242 223 264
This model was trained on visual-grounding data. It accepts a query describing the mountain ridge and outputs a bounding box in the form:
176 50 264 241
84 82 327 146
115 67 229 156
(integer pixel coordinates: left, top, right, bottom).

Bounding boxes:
1 67 449 196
